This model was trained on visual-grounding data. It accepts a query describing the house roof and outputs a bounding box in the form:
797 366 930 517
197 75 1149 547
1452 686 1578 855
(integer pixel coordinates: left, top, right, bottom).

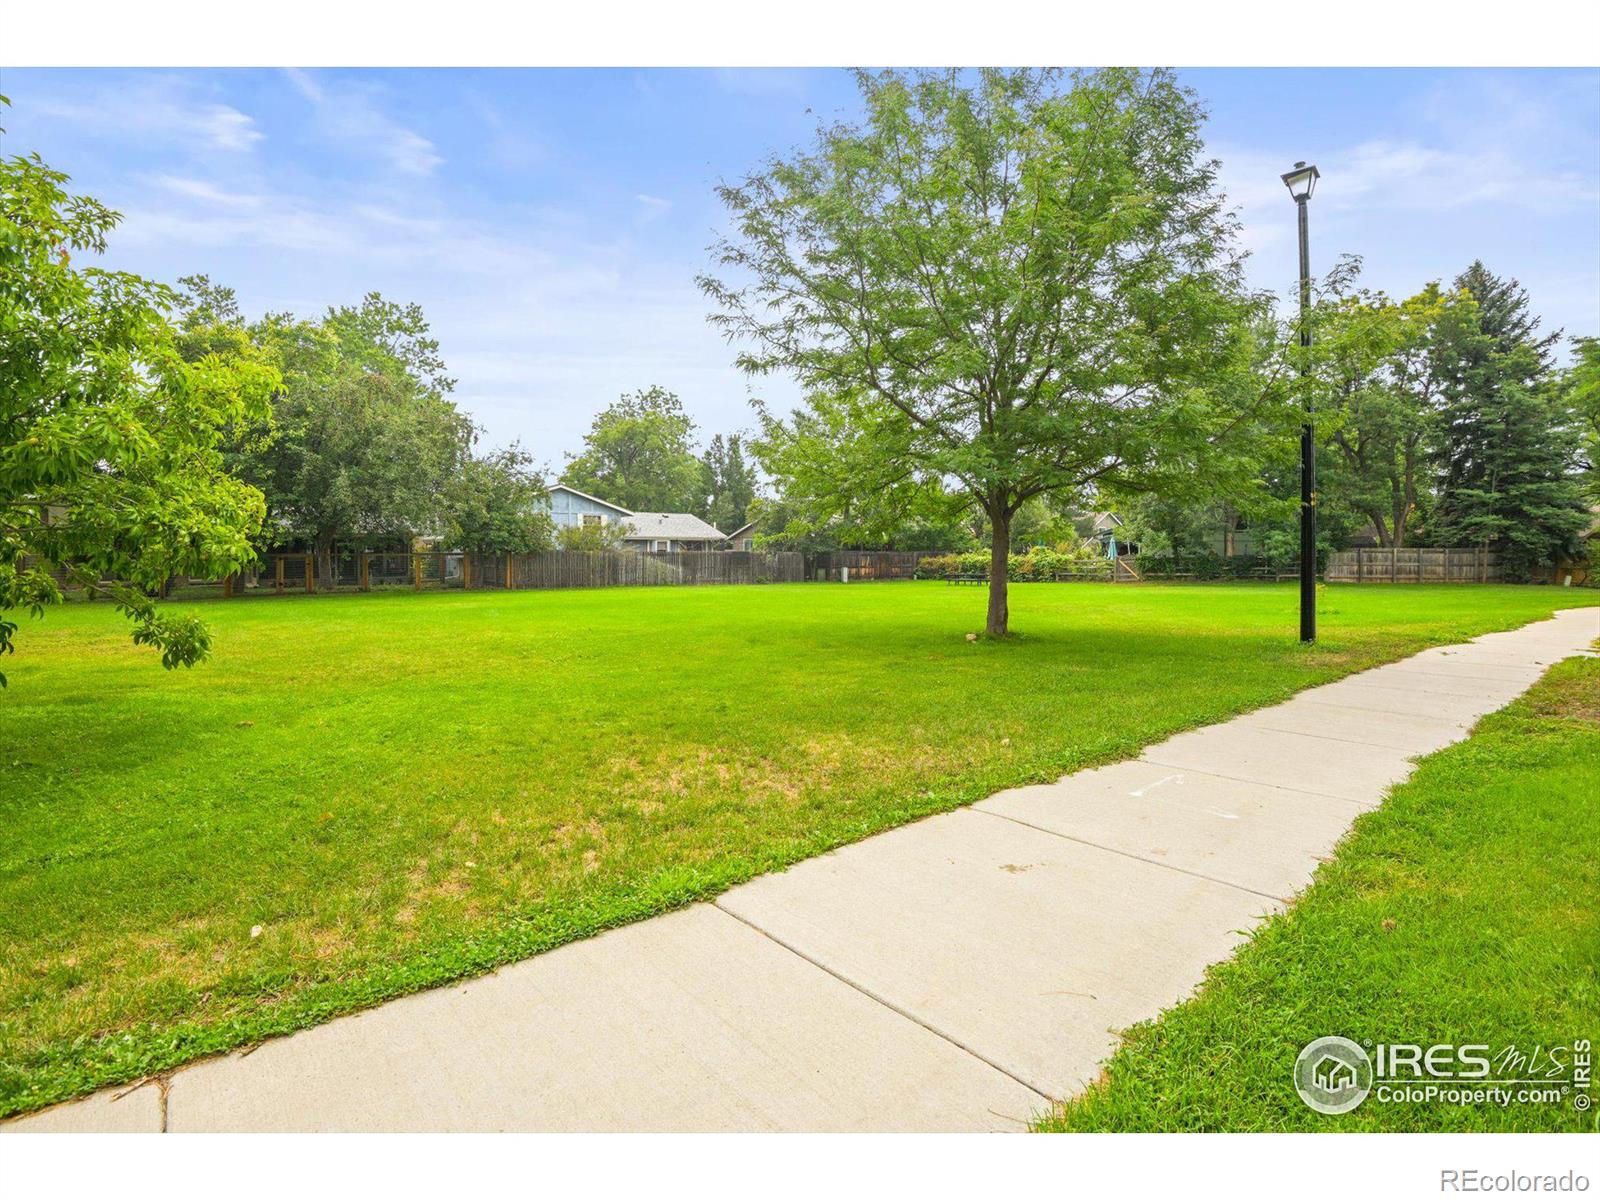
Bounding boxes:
621 512 727 541
546 483 633 516
1086 511 1124 532
725 520 758 539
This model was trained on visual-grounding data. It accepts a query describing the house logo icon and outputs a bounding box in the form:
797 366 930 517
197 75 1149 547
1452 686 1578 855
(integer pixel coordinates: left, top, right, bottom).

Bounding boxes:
1294 1036 1373 1114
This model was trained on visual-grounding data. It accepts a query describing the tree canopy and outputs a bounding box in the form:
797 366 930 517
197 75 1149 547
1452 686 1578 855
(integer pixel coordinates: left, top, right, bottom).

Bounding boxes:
1562 336 1600 509
1428 264 1588 578
1310 277 1470 548
1 152 278 684
560 386 706 516
700 433 758 532
174 278 474 580
704 68 1291 633
443 445 554 555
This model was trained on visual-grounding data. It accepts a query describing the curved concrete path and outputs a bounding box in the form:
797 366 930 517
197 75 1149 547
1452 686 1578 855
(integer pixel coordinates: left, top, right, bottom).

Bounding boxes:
8 605 1597 1132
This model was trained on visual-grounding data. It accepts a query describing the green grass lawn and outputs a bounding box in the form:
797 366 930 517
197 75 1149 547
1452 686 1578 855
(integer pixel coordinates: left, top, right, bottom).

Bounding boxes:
1 581 1594 1117
1037 653 1600 1133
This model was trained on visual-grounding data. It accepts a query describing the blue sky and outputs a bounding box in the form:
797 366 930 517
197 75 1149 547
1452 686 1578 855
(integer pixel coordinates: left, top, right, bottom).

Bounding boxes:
2 67 1597 467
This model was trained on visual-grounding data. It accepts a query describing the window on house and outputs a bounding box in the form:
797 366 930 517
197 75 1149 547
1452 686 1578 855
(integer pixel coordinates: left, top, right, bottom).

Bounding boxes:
741 539 753 551
654 539 670 553
581 513 600 527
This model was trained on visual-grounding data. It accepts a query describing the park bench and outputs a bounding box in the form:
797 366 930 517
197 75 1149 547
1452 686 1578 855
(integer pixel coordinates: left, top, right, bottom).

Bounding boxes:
1049 569 1109 582
945 573 987 585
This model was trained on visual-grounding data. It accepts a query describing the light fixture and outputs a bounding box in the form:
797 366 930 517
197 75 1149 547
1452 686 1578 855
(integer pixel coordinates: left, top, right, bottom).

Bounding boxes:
1281 161 1320 202
1283 159 1321 644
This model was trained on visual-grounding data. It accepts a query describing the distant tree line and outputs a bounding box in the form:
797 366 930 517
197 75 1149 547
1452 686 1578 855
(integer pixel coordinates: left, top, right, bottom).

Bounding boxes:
172 280 773 570
697 68 1592 616
729 251 1593 587
5 70 1592 675
1111 260 1592 581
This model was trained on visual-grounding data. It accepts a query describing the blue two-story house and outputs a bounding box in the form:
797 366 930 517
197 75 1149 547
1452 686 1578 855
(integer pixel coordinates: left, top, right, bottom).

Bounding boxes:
540 484 728 552
544 483 634 531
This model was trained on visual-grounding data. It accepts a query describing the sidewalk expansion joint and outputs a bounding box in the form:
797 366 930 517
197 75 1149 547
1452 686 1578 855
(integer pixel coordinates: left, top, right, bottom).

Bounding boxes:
1238 722 1464 753
972 807 1291 904
1136 757 1395 809
1286 697 1479 726
709 900 1057 1105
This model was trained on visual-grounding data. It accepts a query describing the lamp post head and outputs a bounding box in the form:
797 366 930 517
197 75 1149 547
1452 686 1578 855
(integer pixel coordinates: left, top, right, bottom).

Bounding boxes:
1282 161 1320 202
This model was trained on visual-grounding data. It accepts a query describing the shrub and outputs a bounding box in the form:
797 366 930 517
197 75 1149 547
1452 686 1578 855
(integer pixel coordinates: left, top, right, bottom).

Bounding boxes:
916 543 1111 580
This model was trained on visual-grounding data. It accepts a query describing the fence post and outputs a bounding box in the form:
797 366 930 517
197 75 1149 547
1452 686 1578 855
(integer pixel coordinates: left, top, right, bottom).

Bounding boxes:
305 552 315 594
506 555 514 589
276 555 285 594
359 552 370 592
413 554 423 591
462 552 472 590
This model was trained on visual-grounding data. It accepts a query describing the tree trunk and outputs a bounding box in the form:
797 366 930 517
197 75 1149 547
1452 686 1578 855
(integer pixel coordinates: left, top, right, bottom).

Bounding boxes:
315 533 337 593
986 508 1010 637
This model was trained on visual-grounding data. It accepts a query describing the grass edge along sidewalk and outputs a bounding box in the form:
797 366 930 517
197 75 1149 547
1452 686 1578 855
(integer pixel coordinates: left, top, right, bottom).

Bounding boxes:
1037 651 1600 1133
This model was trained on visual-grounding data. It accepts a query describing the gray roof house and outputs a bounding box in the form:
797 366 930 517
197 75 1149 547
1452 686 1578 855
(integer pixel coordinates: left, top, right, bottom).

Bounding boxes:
537 483 729 551
724 520 758 551
621 512 728 553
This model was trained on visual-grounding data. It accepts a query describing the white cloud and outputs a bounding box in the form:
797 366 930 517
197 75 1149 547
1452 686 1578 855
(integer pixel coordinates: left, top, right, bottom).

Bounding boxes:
281 67 443 176
147 174 265 207
32 76 262 152
634 193 672 221
199 104 264 151
1218 140 1597 229
282 66 324 104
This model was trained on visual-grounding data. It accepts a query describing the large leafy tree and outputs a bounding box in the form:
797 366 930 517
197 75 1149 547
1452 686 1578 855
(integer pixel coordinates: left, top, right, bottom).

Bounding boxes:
1 151 277 685
443 444 554 554
174 279 473 582
704 68 1288 634
1314 280 1470 548
560 385 705 513
1430 263 1588 578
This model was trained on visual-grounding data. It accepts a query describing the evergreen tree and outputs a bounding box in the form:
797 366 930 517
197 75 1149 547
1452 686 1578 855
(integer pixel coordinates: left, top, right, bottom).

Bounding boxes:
1562 337 1600 508
700 433 758 532
1430 264 1587 579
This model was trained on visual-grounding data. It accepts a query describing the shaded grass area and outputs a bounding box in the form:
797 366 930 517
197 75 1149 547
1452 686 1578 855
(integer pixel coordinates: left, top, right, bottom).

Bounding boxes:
1038 653 1600 1132
2 581 1594 1117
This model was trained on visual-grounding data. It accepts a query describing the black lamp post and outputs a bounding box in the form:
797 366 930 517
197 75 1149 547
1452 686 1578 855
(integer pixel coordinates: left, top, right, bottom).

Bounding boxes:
1282 160 1320 644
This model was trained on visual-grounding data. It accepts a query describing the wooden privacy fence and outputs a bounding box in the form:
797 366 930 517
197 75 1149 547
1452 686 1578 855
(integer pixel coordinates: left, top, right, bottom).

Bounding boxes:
1325 546 1500 584
222 549 805 597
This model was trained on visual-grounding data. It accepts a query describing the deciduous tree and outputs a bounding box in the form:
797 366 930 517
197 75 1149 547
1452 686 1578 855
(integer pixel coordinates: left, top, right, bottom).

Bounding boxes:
1315 281 1468 548
174 280 474 583
705 68 1288 634
561 386 705 514
443 445 554 555
1 152 277 684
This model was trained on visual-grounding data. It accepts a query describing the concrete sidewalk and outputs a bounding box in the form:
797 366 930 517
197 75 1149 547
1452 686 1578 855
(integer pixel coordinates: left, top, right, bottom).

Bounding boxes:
9 606 1597 1132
